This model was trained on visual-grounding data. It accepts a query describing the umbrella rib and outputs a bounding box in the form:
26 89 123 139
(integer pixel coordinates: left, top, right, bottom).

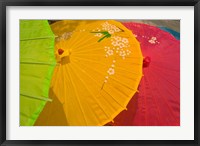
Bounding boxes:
20 36 53 41
68 63 112 124
146 68 179 124
73 55 143 76
141 76 148 126
154 52 179 59
102 88 127 109
150 65 180 89
20 20 56 126
69 63 112 121
65 65 89 126
152 62 180 72
75 35 100 48
114 72 141 81
75 60 140 90
116 60 143 64
144 70 161 125
61 64 69 106
20 93 52 102
69 33 97 51
72 40 102 53
151 63 180 72
110 76 137 91
73 56 142 72
77 60 140 90
20 61 57 66
149 71 180 124
73 46 105 54
74 53 105 57
150 67 180 80
20 112 35 120
50 66 60 87
72 56 108 66
68 31 94 49
50 66 65 103
69 62 103 92
116 66 143 74
142 72 162 125
71 62 104 87
74 54 143 67
107 81 135 98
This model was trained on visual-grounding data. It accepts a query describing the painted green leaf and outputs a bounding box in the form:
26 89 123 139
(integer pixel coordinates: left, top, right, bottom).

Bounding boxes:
91 31 111 42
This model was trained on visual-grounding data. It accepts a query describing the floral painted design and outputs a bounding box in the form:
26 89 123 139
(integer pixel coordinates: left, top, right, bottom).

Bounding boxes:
101 21 121 34
91 31 111 42
107 68 115 75
90 21 133 85
91 21 122 42
104 36 131 59
148 37 159 44
133 32 160 45
104 60 116 83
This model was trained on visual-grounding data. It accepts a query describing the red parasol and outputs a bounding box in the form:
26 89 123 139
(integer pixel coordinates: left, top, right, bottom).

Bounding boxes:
109 22 180 126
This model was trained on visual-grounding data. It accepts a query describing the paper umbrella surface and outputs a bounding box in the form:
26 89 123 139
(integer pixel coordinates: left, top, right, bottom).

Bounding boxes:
20 20 56 126
35 20 144 126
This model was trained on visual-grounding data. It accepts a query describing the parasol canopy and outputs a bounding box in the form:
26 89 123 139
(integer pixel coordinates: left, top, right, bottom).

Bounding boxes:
111 22 180 126
48 20 143 126
20 20 56 126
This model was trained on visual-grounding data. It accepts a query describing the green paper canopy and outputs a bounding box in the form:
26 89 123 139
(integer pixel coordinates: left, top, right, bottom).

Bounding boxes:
20 20 56 126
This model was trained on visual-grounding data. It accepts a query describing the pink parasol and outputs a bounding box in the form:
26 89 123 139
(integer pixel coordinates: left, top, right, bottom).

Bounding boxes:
109 22 180 126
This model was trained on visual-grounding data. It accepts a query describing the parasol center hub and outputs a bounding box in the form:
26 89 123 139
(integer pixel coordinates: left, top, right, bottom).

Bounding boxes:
58 48 64 55
143 56 151 68
57 48 72 64
58 48 71 57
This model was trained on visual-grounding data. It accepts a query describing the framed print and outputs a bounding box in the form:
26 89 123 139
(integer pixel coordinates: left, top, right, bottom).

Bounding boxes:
0 0 199 146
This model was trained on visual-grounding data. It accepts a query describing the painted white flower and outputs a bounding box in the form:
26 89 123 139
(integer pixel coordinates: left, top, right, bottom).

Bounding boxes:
107 49 114 56
114 27 120 32
151 37 157 40
108 30 114 34
148 39 156 44
107 68 115 75
118 42 125 48
119 51 126 57
115 36 121 41
148 37 158 44
111 41 118 46
122 38 129 44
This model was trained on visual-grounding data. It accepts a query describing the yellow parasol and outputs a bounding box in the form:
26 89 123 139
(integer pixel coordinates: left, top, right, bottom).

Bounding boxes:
50 20 143 126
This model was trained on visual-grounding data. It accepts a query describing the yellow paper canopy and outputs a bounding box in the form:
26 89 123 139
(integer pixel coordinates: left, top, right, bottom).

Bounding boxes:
50 20 143 126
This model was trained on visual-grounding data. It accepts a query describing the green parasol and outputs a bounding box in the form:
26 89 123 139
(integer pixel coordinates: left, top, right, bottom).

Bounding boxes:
20 20 56 126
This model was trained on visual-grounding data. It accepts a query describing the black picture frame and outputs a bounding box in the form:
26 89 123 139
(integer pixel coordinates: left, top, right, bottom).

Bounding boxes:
0 0 199 146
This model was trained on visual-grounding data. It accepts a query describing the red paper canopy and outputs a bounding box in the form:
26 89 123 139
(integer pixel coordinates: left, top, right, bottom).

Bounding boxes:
110 22 180 126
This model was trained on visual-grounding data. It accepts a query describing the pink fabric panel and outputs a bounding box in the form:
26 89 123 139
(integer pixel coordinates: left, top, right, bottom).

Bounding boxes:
112 22 180 126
